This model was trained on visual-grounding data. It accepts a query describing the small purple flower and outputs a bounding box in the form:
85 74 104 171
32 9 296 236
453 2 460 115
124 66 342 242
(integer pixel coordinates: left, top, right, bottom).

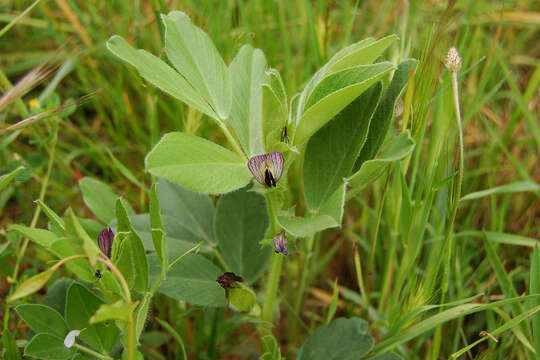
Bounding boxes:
247 152 284 187
98 228 114 258
273 231 288 256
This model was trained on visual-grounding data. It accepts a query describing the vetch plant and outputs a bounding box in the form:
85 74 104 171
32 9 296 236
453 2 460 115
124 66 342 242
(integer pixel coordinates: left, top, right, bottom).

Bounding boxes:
6 10 416 359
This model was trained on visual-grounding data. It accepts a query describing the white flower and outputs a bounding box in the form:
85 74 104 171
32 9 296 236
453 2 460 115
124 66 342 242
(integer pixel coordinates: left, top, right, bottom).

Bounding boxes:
444 47 462 73
64 330 80 348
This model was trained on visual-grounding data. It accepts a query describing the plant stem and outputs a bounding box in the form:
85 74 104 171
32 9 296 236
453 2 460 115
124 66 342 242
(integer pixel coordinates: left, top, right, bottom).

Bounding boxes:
441 71 464 295
73 343 113 360
218 121 247 161
261 191 283 324
97 256 135 360
293 235 314 315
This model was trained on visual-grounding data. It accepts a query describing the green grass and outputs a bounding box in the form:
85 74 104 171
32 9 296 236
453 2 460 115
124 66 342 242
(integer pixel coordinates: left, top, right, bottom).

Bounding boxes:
1 0 539 359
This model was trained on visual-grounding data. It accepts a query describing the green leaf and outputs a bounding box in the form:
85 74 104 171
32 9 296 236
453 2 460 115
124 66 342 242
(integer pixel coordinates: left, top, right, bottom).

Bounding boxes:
276 215 337 238
9 224 94 282
35 200 65 233
157 178 215 246
215 187 270 283
461 181 540 201
303 83 382 211
297 317 374 360
106 35 216 119
49 240 95 282
319 182 347 225
0 166 24 192
356 59 417 168
9 224 58 249
348 132 415 192
294 62 394 145
277 182 346 238
8 267 56 303
262 84 287 151
42 278 72 316
15 304 68 339
135 293 152 340
145 132 252 195
161 11 231 120
115 232 148 292
66 209 100 267
327 35 398 73
66 282 119 353
228 44 267 156
24 333 75 360
148 253 226 307
90 300 134 323
150 183 167 269
115 199 149 293
79 177 117 224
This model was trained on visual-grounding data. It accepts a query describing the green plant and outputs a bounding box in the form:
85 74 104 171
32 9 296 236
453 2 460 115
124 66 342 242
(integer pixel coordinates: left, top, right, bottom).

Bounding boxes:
4 10 413 359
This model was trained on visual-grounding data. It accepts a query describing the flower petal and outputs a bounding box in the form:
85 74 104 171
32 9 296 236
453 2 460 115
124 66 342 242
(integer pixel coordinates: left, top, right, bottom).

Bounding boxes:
247 152 284 186
98 228 114 258
266 152 284 182
273 231 288 256
247 154 268 185
64 329 80 348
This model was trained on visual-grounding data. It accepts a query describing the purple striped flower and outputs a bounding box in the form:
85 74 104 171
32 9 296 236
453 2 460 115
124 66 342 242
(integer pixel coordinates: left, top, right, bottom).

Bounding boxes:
247 152 284 187
273 231 288 256
98 228 114 258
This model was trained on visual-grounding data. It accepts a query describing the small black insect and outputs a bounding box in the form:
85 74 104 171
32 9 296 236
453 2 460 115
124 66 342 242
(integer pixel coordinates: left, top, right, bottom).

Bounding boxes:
280 126 289 143
94 269 102 279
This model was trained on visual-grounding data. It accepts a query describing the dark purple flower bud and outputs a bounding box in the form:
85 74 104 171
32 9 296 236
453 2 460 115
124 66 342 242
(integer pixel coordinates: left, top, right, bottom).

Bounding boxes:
273 231 288 256
98 228 114 258
217 272 243 289
247 152 284 187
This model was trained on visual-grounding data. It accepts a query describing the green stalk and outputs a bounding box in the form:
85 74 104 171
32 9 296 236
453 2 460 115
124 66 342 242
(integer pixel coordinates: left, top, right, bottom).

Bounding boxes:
73 343 113 360
441 69 464 295
261 191 283 324
217 121 247 161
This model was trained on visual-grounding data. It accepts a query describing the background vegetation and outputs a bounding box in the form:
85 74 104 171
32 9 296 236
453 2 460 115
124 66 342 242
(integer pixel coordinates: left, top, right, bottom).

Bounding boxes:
1 0 539 359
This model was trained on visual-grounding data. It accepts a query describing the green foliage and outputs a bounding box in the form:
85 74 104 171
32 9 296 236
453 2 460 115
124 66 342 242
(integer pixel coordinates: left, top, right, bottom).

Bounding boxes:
303 83 382 211
114 199 148 293
79 177 117 224
228 44 267 156
161 11 231 120
215 187 270 283
145 132 251 194
293 62 394 145
298 317 401 360
148 253 226 307
348 132 415 193
15 304 68 339
65 282 119 353
24 333 75 360
356 59 417 168
106 35 217 119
